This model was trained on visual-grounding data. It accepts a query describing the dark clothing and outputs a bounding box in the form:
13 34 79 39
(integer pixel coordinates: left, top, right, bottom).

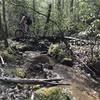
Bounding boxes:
20 16 32 33
26 16 32 25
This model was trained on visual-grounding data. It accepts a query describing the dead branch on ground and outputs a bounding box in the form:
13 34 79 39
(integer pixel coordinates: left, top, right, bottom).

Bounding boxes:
0 77 70 85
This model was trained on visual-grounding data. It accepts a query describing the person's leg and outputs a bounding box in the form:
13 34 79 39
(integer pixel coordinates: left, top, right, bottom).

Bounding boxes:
25 24 28 33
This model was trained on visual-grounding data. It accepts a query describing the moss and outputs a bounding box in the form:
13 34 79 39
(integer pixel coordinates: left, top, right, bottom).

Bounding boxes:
33 85 41 90
12 68 26 78
16 44 27 49
34 87 68 100
61 56 73 66
1 49 16 62
62 57 72 62
48 43 73 66
6 47 14 54
15 44 31 52
48 43 61 55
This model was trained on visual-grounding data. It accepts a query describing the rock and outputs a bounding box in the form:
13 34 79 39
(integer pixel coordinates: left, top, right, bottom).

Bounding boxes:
48 43 74 66
23 51 40 60
43 63 53 70
26 63 47 78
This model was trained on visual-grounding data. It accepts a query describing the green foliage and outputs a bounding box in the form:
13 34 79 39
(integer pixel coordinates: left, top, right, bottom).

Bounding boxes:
48 43 61 55
15 68 26 78
61 57 72 63
15 44 27 50
11 68 26 78
1 0 100 37
1 47 16 62
6 47 14 54
34 87 69 100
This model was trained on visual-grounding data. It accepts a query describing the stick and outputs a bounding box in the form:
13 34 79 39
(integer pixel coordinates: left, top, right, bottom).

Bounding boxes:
0 55 5 65
0 77 70 85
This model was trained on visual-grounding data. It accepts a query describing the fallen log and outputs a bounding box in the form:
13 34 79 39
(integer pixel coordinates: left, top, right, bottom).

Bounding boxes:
37 35 96 45
65 36 96 45
0 77 70 85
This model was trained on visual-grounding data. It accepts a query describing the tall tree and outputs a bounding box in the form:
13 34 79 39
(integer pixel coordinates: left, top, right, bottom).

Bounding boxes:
2 0 9 47
0 13 1 29
57 0 63 32
0 11 2 38
70 0 74 13
32 0 36 33
43 3 52 36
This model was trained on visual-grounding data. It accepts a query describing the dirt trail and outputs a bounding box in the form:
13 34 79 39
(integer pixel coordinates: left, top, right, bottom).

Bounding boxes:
22 50 100 100
53 64 100 100
23 50 100 100
70 83 98 100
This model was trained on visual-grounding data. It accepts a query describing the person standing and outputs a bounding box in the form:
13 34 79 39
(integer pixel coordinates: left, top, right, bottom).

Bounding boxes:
19 15 32 33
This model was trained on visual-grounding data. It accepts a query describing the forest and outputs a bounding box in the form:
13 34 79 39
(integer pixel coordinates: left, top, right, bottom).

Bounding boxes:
0 0 100 100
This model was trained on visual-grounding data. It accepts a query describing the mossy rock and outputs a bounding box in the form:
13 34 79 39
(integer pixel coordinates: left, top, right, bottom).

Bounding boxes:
48 43 63 62
1 49 16 62
34 87 69 100
48 43 61 55
48 43 74 65
12 68 26 78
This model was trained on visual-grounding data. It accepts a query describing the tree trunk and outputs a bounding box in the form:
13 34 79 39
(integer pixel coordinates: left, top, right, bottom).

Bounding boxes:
62 0 64 9
0 2 3 40
57 0 64 37
43 3 52 37
2 0 9 47
32 0 36 35
0 12 4 40
0 12 2 32
33 0 36 24
70 0 74 13
0 12 2 39
0 12 2 29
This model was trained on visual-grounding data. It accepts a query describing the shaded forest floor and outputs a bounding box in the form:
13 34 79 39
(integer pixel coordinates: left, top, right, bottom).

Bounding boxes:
0 38 100 100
